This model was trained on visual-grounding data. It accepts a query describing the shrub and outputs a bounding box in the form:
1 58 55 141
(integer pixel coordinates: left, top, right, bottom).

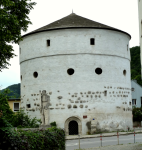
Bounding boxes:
0 89 14 128
0 89 65 149
11 109 41 128
50 121 57 127
0 127 65 150
132 106 142 122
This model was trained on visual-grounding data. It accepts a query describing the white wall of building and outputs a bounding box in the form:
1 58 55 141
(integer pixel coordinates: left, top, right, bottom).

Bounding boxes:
20 29 132 134
138 0 142 76
131 80 142 107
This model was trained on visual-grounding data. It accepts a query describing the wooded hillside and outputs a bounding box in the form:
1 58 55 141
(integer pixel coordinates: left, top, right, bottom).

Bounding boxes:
0 83 20 98
130 46 142 86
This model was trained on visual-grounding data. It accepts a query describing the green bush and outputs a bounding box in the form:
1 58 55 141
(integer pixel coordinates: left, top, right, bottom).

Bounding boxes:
50 121 57 127
132 106 142 122
11 110 41 128
0 89 14 128
19 127 65 150
0 89 65 150
0 127 65 150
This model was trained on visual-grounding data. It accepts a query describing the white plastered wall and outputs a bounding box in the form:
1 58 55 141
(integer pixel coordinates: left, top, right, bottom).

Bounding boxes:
19 28 132 134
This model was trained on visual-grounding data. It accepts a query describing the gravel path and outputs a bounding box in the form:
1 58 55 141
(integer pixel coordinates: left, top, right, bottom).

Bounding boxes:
75 143 142 150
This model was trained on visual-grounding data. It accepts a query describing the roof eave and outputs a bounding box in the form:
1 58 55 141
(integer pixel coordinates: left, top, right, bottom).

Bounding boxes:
21 27 131 39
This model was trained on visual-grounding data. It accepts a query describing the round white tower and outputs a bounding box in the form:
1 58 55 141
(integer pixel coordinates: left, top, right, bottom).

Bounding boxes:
19 13 132 135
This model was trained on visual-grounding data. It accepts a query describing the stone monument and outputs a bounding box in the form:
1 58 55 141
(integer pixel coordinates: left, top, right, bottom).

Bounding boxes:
39 90 51 129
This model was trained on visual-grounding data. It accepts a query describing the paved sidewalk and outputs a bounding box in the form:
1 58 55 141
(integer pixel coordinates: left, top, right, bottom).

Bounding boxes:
66 129 142 140
74 143 142 150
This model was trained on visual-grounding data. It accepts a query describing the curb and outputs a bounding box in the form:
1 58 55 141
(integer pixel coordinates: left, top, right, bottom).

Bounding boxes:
66 131 142 140
73 142 142 150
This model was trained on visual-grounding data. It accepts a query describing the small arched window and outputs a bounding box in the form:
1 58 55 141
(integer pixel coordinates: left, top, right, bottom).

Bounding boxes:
47 39 50 46
123 70 126 76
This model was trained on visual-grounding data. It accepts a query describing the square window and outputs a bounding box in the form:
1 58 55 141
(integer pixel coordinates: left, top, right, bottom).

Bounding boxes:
90 38 95 45
47 40 50 46
131 88 135 91
26 104 31 108
132 99 136 105
14 103 19 112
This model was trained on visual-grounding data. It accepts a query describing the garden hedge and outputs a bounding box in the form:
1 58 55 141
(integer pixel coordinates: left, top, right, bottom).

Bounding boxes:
0 127 65 150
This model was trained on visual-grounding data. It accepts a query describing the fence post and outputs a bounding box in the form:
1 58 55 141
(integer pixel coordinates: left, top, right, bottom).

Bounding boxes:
78 134 80 149
117 130 119 145
134 128 135 143
100 133 102 147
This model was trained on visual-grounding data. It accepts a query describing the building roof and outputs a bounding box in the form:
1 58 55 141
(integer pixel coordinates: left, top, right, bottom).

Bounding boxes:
22 13 131 38
8 98 21 101
131 80 142 88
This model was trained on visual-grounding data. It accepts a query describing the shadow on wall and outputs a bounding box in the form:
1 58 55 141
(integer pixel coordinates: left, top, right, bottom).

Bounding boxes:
86 121 91 133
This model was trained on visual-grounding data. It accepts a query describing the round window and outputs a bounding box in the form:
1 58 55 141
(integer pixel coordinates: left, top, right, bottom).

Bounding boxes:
33 72 38 78
67 68 74 75
95 68 102 75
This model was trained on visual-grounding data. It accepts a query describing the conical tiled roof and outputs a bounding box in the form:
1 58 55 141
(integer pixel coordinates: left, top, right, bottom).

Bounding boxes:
22 13 131 38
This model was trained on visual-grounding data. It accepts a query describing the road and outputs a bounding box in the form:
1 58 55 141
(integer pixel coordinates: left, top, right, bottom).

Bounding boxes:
66 134 142 150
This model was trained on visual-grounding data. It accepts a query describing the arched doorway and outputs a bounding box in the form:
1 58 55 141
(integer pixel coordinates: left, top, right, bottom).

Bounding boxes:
69 120 78 135
64 116 82 135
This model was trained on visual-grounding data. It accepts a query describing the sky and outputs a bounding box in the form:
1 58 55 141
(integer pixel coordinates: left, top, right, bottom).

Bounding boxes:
0 0 140 89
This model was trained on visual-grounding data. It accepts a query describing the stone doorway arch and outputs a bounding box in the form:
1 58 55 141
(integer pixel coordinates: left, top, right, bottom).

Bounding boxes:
65 116 82 135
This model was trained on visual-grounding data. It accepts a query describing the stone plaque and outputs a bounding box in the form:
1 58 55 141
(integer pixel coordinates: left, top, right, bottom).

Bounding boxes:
83 115 87 119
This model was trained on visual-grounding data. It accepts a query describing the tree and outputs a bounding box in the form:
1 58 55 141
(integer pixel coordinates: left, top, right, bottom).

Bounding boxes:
132 106 142 122
0 0 36 71
130 46 142 86
0 88 14 127
0 88 41 128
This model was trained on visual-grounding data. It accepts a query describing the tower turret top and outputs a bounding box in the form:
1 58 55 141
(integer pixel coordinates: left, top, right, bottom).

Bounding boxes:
22 13 131 38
